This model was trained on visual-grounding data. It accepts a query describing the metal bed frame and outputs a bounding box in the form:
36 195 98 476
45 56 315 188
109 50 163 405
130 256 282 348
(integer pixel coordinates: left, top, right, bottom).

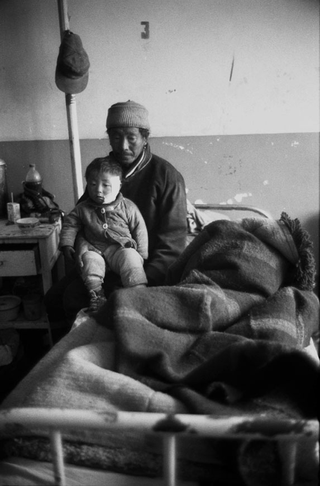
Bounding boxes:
193 203 272 219
0 408 318 486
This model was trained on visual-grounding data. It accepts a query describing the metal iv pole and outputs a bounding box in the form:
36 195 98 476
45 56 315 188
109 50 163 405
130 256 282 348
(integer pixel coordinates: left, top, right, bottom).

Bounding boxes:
56 0 84 204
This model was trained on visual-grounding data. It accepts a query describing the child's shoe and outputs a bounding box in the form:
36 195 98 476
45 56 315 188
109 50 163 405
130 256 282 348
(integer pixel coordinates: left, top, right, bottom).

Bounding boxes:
88 288 107 314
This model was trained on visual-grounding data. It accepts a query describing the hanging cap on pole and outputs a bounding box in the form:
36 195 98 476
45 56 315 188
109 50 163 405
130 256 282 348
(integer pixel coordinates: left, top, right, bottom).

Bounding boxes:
55 30 90 94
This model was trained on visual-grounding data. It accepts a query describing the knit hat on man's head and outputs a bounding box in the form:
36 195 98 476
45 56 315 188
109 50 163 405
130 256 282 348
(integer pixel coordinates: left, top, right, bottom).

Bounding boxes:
106 101 150 130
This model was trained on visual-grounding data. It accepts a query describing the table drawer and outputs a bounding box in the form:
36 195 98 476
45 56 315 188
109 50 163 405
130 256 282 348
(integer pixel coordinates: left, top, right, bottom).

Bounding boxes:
0 244 40 276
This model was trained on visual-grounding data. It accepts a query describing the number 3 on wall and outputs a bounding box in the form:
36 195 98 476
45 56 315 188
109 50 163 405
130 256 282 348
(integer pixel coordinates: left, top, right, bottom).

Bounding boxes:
141 21 150 39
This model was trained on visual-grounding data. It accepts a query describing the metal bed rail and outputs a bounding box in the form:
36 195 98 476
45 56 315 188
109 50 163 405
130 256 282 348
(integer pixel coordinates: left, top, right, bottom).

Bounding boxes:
194 203 272 219
0 408 318 486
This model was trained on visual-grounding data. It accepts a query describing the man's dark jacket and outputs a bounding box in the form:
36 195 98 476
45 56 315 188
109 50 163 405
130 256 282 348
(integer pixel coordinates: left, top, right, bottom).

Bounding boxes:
79 146 187 286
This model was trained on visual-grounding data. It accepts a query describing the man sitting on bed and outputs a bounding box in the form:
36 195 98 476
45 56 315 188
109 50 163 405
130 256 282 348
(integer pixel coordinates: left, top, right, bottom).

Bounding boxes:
45 100 188 324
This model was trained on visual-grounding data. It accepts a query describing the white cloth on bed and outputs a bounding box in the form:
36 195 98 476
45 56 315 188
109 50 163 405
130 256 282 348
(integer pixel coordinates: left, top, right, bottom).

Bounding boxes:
0 457 197 486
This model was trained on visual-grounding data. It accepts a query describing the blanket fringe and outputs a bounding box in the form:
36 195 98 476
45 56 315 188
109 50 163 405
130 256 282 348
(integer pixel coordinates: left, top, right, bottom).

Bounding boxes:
280 212 316 291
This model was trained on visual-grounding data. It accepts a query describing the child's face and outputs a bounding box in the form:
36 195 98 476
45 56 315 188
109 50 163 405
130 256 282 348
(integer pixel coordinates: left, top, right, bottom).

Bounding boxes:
87 171 121 205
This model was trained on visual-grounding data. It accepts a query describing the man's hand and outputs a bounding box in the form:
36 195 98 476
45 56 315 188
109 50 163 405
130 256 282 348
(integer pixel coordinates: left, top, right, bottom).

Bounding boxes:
61 245 75 263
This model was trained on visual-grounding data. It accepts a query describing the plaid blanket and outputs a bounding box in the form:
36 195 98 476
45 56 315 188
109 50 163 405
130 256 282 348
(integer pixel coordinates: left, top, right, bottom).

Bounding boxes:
1 213 319 485
96 213 319 416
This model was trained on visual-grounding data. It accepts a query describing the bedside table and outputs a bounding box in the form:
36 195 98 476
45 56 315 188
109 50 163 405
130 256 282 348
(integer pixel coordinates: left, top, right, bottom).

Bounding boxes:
0 219 62 347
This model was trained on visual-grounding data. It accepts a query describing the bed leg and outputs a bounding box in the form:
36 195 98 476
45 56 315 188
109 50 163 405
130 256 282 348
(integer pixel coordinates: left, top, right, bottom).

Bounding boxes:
163 434 176 486
50 429 66 486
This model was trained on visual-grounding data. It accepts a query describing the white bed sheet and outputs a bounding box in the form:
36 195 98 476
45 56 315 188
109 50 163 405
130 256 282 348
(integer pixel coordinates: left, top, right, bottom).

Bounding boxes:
0 457 197 486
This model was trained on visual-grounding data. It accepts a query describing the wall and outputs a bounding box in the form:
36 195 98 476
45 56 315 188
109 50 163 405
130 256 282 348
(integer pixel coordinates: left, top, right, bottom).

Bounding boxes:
0 0 319 282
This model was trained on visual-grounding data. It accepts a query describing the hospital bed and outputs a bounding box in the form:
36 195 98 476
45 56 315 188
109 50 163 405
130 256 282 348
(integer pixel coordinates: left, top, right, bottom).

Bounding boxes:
0 203 318 486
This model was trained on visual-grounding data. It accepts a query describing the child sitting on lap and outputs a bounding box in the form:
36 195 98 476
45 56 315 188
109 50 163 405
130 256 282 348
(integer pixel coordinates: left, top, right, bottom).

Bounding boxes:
60 157 148 313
